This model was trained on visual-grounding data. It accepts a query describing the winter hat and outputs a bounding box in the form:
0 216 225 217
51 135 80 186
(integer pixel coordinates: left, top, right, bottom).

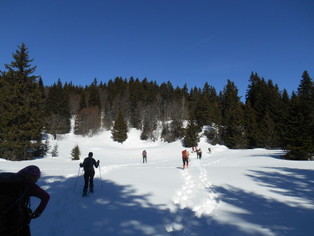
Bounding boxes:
18 165 41 179
88 152 93 158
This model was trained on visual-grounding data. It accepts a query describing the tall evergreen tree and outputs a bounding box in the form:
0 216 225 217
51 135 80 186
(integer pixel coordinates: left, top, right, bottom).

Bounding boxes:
195 95 210 127
284 71 314 160
129 78 143 129
277 89 290 148
0 43 45 160
45 79 71 137
183 115 201 147
220 80 246 148
244 101 259 148
112 110 128 143
246 72 282 148
87 79 101 108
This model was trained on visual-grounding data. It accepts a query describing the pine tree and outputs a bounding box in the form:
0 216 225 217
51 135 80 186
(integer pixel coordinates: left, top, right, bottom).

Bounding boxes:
284 71 314 160
220 80 246 148
87 79 101 108
277 89 290 148
71 145 81 160
128 78 142 129
112 110 128 143
245 72 282 148
259 111 276 149
45 79 71 137
195 95 210 127
183 115 201 147
0 43 45 160
244 101 259 148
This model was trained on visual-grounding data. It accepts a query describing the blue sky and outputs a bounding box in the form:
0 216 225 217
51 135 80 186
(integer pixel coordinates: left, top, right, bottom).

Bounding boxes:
1 0 313 98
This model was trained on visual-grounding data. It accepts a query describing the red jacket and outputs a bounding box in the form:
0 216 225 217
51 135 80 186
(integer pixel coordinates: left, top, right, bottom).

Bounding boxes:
182 150 189 159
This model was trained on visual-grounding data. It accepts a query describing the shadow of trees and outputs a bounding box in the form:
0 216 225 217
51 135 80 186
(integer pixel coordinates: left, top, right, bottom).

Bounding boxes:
12 166 314 236
208 167 314 236
31 175 170 236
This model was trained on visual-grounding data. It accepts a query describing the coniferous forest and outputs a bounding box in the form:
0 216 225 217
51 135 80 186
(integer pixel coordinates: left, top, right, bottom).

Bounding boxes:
1 44 313 161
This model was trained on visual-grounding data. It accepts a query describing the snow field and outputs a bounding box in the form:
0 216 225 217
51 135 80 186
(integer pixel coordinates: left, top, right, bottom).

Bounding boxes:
1 129 314 235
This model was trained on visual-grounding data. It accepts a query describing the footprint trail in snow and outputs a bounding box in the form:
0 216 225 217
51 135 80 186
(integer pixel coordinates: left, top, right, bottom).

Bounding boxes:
165 159 220 234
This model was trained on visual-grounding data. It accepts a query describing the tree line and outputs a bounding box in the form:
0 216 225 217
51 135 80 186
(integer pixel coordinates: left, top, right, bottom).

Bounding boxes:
0 43 313 161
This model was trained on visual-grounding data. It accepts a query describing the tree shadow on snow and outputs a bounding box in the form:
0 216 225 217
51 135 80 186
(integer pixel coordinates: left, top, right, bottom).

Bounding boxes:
29 167 314 236
208 167 314 236
251 150 284 160
30 175 217 236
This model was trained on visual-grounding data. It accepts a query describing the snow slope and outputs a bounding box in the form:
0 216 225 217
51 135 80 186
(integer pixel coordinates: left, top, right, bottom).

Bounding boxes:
1 129 314 236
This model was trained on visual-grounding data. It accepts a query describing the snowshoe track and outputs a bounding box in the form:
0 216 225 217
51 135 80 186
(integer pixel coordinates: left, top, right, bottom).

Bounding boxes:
165 159 219 234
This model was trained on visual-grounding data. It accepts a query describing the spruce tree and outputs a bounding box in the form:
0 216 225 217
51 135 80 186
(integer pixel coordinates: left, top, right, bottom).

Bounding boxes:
259 111 276 149
246 73 282 148
183 115 201 147
277 89 290 148
284 71 314 160
220 80 246 148
45 79 71 137
128 77 142 129
112 110 128 143
244 101 259 148
0 43 45 160
87 79 101 108
195 95 210 127
71 145 81 160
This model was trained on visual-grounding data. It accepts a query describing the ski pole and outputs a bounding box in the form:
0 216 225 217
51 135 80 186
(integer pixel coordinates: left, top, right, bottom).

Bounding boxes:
99 165 102 180
74 166 81 192
98 164 103 187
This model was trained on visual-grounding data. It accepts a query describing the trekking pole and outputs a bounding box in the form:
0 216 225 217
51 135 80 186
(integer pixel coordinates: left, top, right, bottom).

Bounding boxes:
98 164 103 187
74 167 81 192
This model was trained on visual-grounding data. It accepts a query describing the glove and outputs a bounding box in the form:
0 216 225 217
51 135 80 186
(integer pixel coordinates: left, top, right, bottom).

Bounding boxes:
32 211 41 219
97 160 100 165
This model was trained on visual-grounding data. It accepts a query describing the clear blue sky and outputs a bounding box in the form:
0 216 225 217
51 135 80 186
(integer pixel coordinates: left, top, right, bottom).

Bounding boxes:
1 0 313 98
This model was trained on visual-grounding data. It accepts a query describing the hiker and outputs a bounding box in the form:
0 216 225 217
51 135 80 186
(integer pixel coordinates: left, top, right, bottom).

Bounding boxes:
197 148 202 159
142 150 147 163
4 165 50 236
79 152 100 196
182 149 190 169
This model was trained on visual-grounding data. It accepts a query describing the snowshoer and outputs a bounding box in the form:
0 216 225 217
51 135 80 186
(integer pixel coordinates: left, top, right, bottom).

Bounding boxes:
142 150 147 163
197 148 202 159
0 165 50 236
79 152 100 196
182 149 190 169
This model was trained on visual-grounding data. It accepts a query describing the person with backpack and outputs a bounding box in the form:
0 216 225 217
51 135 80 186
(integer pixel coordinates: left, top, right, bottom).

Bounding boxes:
197 148 202 159
0 165 50 236
79 152 100 196
142 150 147 163
181 149 190 169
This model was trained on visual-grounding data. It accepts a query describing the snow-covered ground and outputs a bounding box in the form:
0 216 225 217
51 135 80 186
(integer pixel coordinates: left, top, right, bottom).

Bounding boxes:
1 129 314 236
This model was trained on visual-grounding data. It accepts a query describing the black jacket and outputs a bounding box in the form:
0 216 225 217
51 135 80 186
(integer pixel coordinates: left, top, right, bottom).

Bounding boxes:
80 157 99 173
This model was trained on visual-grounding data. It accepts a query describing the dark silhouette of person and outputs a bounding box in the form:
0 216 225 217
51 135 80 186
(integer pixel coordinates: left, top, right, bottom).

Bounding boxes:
79 152 100 196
